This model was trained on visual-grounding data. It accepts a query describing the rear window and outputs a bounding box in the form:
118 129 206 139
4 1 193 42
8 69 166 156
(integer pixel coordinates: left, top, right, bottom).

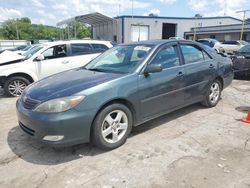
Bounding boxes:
198 40 214 48
222 41 238 45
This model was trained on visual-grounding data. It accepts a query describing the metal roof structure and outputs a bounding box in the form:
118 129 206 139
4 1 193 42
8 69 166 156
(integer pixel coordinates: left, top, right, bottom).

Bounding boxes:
57 12 116 27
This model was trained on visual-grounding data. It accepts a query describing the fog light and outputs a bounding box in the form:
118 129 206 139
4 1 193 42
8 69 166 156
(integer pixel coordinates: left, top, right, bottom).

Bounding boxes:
43 135 64 141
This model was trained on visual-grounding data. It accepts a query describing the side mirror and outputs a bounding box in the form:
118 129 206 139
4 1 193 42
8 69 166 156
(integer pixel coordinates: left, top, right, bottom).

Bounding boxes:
35 54 45 61
144 64 162 76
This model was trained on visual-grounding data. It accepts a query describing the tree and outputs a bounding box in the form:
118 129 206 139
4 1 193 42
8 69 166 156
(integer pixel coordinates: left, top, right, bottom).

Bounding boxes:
0 17 91 40
61 21 91 39
194 14 203 18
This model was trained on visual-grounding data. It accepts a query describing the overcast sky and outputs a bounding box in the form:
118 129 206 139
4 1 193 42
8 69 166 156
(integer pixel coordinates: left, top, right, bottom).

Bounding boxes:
0 0 250 26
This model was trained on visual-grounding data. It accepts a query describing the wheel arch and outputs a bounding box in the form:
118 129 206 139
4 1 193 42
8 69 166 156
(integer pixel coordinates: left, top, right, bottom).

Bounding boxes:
90 98 137 137
215 76 224 89
5 72 35 83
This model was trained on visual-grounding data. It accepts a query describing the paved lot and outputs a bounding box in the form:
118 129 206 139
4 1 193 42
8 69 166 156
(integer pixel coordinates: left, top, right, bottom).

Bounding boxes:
0 80 250 188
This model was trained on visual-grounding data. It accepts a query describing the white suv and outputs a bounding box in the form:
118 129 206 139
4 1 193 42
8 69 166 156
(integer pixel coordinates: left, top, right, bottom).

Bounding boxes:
0 40 113 97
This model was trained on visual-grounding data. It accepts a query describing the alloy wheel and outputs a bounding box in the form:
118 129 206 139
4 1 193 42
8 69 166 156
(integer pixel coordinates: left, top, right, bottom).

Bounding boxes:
101 110 128 144
8 80 27 97
209 82 220 104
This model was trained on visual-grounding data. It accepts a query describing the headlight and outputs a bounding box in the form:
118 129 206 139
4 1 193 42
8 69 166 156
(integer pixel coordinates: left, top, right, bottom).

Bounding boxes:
34 96 85 112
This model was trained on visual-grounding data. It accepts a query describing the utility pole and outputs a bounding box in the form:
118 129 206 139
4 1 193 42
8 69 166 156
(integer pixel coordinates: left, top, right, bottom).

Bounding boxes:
15 24 19 40
236 9 250 43
193 14 202 41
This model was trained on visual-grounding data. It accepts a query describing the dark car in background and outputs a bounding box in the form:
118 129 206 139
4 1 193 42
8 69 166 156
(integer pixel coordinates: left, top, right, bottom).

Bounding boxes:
232 44 250 77
197 38 220 48
16 40 233 150
197 38 221 53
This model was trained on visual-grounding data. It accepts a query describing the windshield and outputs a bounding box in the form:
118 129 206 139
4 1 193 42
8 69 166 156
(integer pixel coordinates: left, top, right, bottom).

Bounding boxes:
85 44 154 74
239 45 250 53
241 41 249 45
22 45 32 51
23 45 43 59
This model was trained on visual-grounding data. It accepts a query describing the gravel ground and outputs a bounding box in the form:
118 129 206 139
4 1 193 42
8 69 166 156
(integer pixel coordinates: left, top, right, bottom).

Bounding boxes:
0 79 250 188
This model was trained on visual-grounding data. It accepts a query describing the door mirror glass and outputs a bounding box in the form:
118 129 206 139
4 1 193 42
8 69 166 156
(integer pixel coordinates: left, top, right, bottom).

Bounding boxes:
35 54 45 61
144 64 162 75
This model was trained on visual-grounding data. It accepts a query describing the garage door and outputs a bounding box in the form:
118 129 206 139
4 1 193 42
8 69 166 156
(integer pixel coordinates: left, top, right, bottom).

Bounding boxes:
131 25 149 42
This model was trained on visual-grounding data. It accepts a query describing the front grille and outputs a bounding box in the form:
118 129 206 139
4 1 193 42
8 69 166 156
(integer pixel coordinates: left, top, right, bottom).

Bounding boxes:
19 122 35 136
22 97 40 110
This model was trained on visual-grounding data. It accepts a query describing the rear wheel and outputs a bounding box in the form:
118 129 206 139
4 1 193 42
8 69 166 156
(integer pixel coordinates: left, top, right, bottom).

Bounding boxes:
202 80 222 107
92 103 133 150
4 76 30 97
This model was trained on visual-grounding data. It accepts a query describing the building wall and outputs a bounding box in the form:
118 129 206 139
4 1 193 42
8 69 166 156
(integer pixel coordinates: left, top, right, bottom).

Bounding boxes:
194 32 250 42
92 16 242 44
122 17 241 43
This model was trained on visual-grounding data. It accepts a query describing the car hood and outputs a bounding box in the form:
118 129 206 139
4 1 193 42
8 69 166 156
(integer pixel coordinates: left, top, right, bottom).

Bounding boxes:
0 50 25 64
25 68 124 101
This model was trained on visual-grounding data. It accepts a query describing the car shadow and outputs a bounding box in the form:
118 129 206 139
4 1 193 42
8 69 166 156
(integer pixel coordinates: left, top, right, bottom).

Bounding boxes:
7 103 204 166
234 75 250 80
0 88 5 97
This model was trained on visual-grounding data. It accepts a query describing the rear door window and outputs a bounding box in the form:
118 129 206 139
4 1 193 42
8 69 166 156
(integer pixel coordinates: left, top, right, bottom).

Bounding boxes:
71 43 93 55
180 44 211 64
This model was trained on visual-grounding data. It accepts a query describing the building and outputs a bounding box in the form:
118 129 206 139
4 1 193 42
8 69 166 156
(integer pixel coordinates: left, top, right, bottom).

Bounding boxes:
185 23 250 41
57 12 244 43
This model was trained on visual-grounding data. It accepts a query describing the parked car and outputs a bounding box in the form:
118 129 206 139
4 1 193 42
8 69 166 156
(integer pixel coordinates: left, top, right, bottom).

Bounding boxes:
0 44 29 54
15 45 34 55
169 37 184 40
0 40 113 96
16 40 233 150
197 38 221 53
216 40 249 54
232 44 250 77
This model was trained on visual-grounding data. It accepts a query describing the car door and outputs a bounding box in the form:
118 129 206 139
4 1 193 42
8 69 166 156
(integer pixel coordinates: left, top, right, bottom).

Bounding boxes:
36 44 71 79
138 43 185 120
69 43 100 69
179 43 216 103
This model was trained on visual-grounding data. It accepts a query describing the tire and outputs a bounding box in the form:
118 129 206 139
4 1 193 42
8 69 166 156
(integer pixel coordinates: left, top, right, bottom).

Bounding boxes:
92 103 133 150
201 79 222 107
4 76 30 97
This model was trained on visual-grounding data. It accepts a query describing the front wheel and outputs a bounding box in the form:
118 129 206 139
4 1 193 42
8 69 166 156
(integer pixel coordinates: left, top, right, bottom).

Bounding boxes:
4 76 30 97
202 80 222 107
92 103 133 150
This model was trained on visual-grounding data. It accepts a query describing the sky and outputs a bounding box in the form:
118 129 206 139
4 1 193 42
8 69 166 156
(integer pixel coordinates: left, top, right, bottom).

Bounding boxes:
0 0 250 26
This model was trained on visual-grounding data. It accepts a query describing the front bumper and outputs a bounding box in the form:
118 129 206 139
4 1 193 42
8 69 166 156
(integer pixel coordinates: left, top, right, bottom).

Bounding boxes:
16 99 96 146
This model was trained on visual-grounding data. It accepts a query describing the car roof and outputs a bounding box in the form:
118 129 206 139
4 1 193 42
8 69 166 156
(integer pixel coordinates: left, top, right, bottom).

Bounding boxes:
119 39 195 47
40 40 111 47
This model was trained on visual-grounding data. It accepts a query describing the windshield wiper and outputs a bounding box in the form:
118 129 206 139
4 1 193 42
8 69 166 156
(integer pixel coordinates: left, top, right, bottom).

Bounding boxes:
88 68 106 72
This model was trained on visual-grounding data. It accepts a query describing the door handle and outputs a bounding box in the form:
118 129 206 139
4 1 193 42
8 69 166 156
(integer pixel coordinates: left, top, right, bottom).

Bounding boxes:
62 60 69 64
176 71 184 77
209 64 215 69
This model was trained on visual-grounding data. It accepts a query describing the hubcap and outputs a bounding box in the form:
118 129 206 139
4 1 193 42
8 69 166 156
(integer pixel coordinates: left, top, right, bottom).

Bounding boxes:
101 110 128 144
8 80 27 97
209 82 220 104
